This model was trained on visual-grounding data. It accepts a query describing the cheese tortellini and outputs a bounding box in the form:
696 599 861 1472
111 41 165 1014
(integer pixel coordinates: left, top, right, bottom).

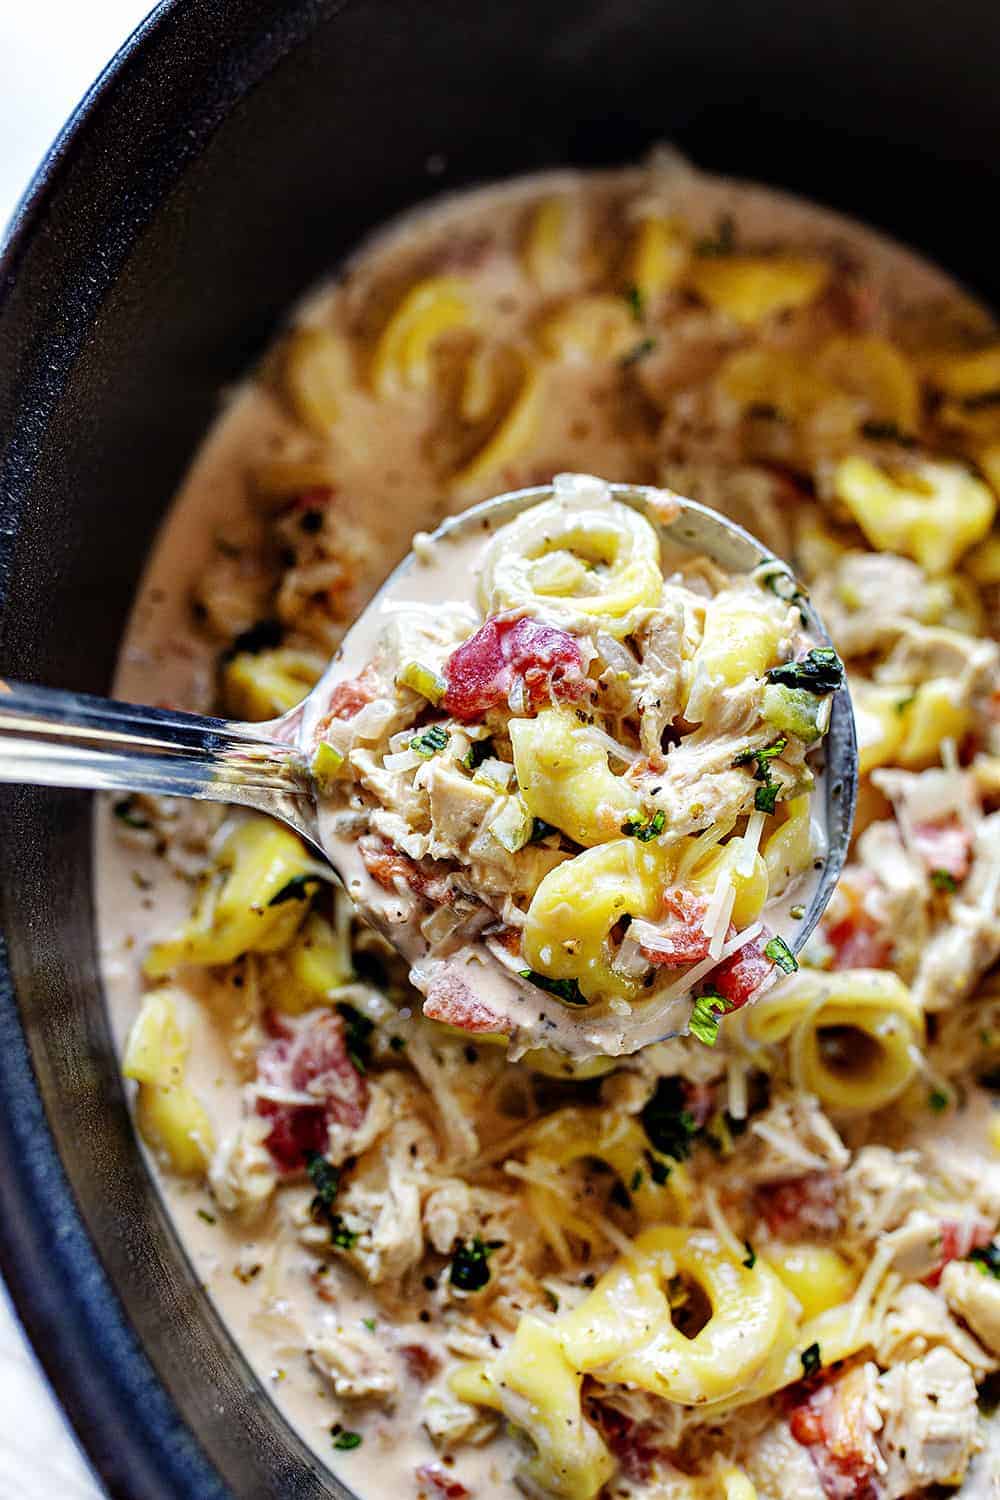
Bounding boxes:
123 992 215 1175
510 709 638 846
479 477 663 637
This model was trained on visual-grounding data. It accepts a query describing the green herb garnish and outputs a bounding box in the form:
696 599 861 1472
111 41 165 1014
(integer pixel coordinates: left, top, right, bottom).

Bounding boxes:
742 1241 757 1269
518 969 587 1006
764 936 798 973
733 738 788 816
196 1208 216 1226
362 1316 377 1332
623 283 645 321
529 817 559 843
641 1078 698 1159
621 337 657 367
331 1429 363 1451
630 1169 644 1192
330 1215 359 1250
765 647 844 696
621 808 666 842
113 797 153 830
689 991 734 1047
931 869 958 892
800 1342 822 1378
462 737 495 771
268 873 320 906
305 1151 341 1214
928 1087 950 1113
411 724 450 757
337 1002 374 1075
969 1243 1000 1279
648 1156 671 1185
449 1236 503 1292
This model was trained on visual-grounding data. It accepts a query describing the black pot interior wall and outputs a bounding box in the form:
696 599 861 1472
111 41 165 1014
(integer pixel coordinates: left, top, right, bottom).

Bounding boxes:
0 0 997 1495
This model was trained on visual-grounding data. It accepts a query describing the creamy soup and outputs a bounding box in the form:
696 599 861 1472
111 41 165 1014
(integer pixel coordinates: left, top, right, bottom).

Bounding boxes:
97 154 1000 1500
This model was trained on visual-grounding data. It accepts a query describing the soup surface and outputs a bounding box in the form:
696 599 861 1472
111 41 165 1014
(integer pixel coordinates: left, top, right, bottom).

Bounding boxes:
97 155 1000 1499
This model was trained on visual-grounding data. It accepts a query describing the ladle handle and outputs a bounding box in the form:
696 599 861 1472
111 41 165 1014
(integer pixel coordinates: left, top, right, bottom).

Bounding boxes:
0 679 309 805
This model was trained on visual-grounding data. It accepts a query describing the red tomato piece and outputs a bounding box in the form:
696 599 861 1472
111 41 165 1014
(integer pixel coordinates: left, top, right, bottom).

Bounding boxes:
708 934 776 1009
422 969 514 1035
754 1171 841 1242
911 816 973 883
442 614 588 721
323 669 376 722
787 1373 882 1500
924 1218 995 1286
416 1464 470 1499
401 1344 441 1383
256 1010 368 1172
638 889 713 968
823 873 893 970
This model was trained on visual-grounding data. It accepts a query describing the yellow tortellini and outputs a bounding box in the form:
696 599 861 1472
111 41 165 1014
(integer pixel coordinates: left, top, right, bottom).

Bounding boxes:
684 589 788 723
625 214 688 302
762 795 815 897
688 254 830 325
851 675 972 773
833 453 996 574
451 1316 614 1500
449 348 544 495
762 1243 858 1322
370 275 476 397
524 1106 685 1262
510 710 638 847
814 334 921 433
145 817 319 976
480 484 662 637
537 295 637 362
222 647 327 722
687 838 770 930
558 1227 792 1406
281 324 353 434
743 967 924 1112
522 837 671 1005
522 196 584 291
123 992 214 1176
275 905 354 1014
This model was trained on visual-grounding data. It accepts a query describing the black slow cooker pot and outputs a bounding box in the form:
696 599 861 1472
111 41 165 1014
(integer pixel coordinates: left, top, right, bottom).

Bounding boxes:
1 2 998 1495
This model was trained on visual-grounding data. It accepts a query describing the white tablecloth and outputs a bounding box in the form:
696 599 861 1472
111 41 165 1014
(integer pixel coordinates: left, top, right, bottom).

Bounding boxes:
0 4 156 1495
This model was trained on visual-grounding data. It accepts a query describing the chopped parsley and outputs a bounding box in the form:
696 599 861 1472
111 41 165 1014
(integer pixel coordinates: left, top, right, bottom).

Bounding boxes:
969 1243 1000 1279
931 868 958 892
641 1077 699 1160
362 1316 377 1332
113 796 152 830
411 724 450 757
765 647 845 697
764 936 798 973
224 617 283 659
733 738 787 816
305 1151 341 1215
648 1155 671 1185
695 214 736 257
529 817 559 843
800 1342 822 1378
518 969 587 1007
449 1236 503 1292
689 991 734 1047
330 1216 360 1250
462 737 494 771
742 1241 757 1269
268 873 320 906
623 283 645 321
621 808 666 842
331 1428 363 1451
337 1002 374 1074
621 336 657 367
928 1087 950 1113
757 560 805 607
196 1208 217 1226
389 1034 407 1053
630 1168 644 1192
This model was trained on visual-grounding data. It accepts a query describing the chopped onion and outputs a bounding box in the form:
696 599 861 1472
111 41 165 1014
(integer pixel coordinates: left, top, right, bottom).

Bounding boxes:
474 757 515 791
596 632 640 677
581 723 643 767
383 748 424 773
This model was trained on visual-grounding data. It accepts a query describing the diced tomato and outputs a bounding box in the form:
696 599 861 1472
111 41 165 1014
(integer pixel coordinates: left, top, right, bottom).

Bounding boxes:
754 1172 841 1242
924 1218 995 1286
638 889 713 968
415 1463 470 1499
442 614 588 722
787 1371 882 1500
584 1395 661 1483
255 1010 368 1172
401 1344 441 1382
911 817 973 884
359 837 451 905
422 969 514 1035
323 670 376 723
708 934 776 1009
823 873 892 970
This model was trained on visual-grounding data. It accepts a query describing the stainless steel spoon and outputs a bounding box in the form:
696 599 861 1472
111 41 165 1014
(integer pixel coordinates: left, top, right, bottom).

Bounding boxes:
0 481 856 1052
